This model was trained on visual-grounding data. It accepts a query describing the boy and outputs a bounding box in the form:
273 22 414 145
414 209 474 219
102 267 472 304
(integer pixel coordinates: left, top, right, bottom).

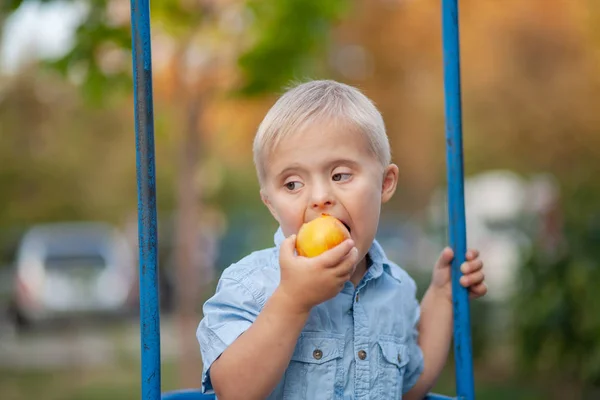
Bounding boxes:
196 80 487 399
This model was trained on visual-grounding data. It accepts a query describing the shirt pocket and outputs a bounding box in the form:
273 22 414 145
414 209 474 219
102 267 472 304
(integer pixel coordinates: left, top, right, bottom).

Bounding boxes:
376 339 410 399
283 334 343 400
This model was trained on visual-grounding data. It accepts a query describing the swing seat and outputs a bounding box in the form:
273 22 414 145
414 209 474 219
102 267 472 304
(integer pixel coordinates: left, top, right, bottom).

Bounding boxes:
161 389 455 399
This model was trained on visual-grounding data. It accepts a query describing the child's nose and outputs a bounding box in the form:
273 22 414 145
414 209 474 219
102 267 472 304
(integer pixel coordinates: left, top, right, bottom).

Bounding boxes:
310 188 335 210
312 199 333 209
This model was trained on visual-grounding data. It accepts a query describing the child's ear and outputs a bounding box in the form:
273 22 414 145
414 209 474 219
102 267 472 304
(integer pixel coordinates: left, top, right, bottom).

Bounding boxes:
260 189 280 223
381 163 399 203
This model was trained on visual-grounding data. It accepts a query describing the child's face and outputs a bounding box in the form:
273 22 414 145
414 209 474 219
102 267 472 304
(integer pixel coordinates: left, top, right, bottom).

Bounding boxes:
260 119 399 262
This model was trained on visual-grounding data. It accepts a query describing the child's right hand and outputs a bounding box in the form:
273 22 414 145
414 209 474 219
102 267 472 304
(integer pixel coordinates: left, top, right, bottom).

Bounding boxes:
276 234 359 314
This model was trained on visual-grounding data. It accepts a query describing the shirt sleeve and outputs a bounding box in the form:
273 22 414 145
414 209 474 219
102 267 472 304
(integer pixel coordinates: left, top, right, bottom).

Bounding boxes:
196 274 262 393
402 279 425 394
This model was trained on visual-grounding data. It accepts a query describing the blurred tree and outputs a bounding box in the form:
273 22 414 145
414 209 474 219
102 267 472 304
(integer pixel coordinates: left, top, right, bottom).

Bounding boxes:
0 68 141 227
515 206 600 396
3 0 349 388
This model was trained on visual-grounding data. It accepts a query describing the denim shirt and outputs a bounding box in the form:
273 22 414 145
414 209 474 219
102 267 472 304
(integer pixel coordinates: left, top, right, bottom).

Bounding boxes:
197 228 424 399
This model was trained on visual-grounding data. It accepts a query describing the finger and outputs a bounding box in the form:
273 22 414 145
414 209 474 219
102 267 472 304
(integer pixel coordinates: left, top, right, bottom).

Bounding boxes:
469 283 488 299
460 259 483 274
466 249 480 261
460 271 485 287
435 247 454 269
313 239 355 268
278 234 298 266
334 247 359 277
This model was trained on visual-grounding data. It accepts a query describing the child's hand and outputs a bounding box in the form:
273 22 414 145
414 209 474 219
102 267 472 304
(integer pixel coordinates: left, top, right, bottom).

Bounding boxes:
431 247 487 302
276 234 359 314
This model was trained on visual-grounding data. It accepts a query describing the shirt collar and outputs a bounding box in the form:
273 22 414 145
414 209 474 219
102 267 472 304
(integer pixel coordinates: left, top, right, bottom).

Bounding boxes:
273 226 392 280
273 227 286 247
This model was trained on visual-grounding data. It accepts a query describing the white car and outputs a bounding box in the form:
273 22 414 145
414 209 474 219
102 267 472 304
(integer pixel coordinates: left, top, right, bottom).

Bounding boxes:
8 222 136 328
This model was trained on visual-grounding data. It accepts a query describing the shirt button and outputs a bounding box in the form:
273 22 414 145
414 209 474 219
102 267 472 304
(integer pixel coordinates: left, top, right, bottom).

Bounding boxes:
313 349 323 360
355 293 359 302
397 353 402 363
358 350 367 360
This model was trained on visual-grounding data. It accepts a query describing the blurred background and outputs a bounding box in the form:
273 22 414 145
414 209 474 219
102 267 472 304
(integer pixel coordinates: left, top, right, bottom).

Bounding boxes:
1 0 599 399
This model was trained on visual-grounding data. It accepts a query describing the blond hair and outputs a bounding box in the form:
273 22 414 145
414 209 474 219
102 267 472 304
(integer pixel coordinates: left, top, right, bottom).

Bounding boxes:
253 80 391 184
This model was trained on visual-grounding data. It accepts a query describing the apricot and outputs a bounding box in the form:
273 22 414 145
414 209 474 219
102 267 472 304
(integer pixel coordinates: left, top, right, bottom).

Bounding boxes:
295 214 351 258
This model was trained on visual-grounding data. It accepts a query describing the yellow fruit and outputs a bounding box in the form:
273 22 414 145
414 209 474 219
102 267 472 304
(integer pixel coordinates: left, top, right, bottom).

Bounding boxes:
295 214 351 258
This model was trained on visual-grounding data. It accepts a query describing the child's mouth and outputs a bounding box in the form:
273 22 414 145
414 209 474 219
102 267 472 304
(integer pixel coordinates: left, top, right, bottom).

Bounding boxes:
342 222 352 234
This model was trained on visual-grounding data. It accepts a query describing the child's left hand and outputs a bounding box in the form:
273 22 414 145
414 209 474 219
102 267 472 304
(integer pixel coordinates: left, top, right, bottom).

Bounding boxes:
431 247 487 302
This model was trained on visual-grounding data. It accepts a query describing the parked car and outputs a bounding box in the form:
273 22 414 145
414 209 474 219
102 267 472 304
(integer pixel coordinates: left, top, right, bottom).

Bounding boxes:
7 222 136 329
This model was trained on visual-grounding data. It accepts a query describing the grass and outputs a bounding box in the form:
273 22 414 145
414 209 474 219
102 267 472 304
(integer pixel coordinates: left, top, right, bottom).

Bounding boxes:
0 359 180 400
0 358 552 400
431 367 547 400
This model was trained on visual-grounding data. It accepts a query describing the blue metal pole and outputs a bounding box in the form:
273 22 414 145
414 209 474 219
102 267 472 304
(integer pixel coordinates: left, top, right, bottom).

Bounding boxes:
129 0 161 399
441 1 475 400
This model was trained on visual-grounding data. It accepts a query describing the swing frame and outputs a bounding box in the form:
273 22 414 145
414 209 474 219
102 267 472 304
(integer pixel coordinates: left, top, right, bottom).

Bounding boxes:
128 0 474 399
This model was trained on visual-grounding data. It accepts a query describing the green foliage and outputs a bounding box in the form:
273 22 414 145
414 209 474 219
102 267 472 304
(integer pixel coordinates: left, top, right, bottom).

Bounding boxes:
514 215 600 387
46 0 131 104
4 0 349 102
237 0 349 94
1 0 55 14
150 0 206 37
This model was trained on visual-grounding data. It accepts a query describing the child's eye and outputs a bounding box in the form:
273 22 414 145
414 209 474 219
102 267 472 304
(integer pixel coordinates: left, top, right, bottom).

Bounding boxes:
284 181 303 191
332 173 351 182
